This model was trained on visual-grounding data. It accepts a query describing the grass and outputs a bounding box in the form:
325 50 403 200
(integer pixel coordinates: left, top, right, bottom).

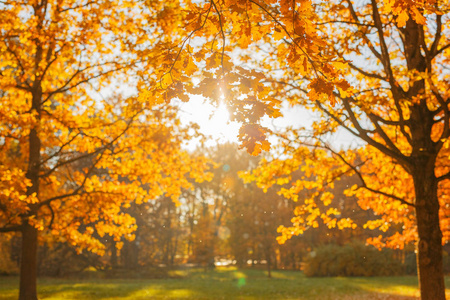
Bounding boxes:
1 267 450 299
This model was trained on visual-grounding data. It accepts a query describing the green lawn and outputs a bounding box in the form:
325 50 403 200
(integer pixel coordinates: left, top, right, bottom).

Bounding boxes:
1 267 450 299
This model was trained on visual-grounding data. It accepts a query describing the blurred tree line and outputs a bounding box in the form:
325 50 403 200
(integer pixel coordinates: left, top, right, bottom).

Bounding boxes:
1 143 447 278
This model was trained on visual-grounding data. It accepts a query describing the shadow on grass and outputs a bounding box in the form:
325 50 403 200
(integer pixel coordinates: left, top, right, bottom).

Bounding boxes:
2 269 449 299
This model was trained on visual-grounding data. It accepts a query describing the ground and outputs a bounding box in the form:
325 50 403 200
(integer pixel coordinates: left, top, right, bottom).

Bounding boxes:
1 267 450 299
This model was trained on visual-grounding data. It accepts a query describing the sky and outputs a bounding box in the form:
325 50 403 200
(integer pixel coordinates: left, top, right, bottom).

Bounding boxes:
178 95 359 151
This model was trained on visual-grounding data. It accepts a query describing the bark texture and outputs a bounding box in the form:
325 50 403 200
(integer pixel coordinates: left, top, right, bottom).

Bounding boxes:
18 223 38 300
413 171 445 300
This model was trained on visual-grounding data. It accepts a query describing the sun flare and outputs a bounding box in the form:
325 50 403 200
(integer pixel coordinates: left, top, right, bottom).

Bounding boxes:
180 96 239 146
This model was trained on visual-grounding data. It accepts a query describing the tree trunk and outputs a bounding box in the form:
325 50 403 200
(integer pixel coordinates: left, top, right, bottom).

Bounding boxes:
19 223 38 300
19 78 42 299
111 241 118 269
266 247 271 278
413 172 445 300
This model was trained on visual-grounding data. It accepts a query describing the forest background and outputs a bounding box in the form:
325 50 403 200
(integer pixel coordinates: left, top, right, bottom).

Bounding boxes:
3 143 446 276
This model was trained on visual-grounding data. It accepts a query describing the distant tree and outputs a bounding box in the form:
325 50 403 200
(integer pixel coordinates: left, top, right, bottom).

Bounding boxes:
195 144 295 275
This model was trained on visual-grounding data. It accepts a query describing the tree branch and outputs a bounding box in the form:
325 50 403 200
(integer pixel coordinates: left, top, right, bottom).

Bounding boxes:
322 143 414 207
430 14 442 56
347 62 385 80
0 225 23 233
345 0 383 62
437 171 450 183
340 97 411 169
370 0 400 95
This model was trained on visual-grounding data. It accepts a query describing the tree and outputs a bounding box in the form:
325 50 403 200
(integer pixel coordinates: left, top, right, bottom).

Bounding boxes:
0 1 211 299
115 196 185 270
153 1 449 299
242 3 450 300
